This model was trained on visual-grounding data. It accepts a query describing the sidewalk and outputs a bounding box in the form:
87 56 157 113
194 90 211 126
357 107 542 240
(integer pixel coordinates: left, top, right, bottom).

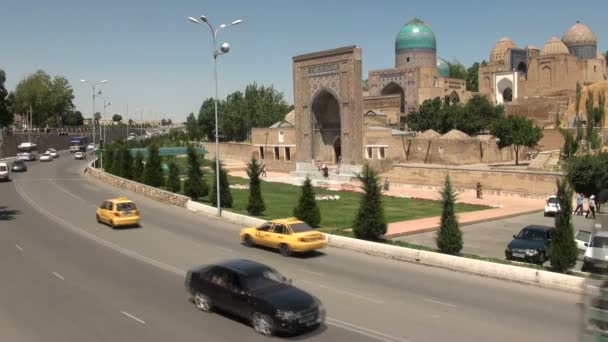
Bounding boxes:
227 169 546 237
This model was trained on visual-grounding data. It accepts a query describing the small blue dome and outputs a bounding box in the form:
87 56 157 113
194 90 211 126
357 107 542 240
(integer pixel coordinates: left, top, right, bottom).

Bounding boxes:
437 57 450 77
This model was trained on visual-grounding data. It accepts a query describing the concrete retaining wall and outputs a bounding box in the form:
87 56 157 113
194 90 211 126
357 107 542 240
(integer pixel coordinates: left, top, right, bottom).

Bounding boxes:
86 166 190 207
186 200 266 227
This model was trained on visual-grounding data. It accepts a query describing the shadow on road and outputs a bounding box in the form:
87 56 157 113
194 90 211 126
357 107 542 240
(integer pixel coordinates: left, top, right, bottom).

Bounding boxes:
0 206 21 221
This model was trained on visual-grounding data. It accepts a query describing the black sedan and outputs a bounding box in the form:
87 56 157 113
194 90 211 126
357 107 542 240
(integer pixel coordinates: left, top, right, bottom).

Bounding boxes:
11 160 27 172
185 259 325 336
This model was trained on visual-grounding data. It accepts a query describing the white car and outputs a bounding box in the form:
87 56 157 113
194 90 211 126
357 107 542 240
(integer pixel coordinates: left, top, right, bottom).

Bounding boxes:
47 148 59 158
39 153 53 162
575 229 592 259
87 143 96 151
0 162 10 182
543 195 560 216
582 231 608 273
74 152 86 160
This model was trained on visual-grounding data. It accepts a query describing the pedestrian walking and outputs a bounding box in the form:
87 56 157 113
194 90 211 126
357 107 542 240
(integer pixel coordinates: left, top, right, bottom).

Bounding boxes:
575 193 584 216
261 165 267 178
586 195 597 219
383 177 390 191
322 164 329 178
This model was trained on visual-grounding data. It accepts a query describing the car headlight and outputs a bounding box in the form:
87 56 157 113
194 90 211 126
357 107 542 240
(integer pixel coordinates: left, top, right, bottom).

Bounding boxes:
276 310 300 321
525 250 539 256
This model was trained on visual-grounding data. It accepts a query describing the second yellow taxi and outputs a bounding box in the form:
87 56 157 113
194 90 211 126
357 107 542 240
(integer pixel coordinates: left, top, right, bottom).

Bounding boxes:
240 217 326 256
96 197 140 228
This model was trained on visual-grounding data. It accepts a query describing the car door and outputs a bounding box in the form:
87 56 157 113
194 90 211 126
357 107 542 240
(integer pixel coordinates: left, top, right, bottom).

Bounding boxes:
253 222 273 247
273 224 292 247
221 271 251 318
204 267 232 311
267 224 288 249
102 202 113 222
97 201 108 222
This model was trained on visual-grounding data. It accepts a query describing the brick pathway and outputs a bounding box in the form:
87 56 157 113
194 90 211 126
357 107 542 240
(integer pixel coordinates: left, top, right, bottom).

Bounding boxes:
227 169 547 237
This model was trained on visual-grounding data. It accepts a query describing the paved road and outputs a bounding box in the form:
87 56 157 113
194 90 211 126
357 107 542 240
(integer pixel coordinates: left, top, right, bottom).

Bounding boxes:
0 156 582 341
398 211 600 266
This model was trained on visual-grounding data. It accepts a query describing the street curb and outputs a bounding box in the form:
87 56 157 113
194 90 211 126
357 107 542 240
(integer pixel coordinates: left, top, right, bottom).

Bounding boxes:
385 208 545 238
83 163 585 294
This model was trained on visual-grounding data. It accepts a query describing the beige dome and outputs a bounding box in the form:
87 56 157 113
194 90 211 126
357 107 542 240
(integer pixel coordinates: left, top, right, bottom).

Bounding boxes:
490 37 516 63
562 22 597 47
540 37 570 56
598 52 606 61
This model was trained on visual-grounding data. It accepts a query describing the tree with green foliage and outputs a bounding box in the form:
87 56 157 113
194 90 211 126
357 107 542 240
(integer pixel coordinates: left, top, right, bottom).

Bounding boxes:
552 179 578 272
186 112 199 140
119 145 133 179
293 177 321 228
209 160 232 208
144 144 163 187
566 153 608 198
167 161 181 193
352 165 386 241
94 112 101 124
112 114 123 123
447 61 468 80
246 157 265 216
102 147 115 172
132 151 145 182
491 115 543 165
183 144 208 200
435 176 463 255
559 128 579 160
466 62 480 92
197 98 216 141
0 70 12 130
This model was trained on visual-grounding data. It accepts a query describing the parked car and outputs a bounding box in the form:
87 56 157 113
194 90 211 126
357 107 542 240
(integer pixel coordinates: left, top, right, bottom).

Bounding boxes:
185 259 325 336
96 197 140 228
582 231 608 273
47 148 59 158
11 160 27 172
0 162 10 181
544 195 560 216
74 151 86 160
505 225 555 265
39 153 53 162
575 229 593 258
240 218 326 257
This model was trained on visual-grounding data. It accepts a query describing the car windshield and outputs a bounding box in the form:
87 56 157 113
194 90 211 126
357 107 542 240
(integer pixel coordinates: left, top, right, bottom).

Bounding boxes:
590 236 608 248
243 268 286 292
0 166 7 172
116 202 137 211
577 231 591 242
291 222 314 233
547 197 558 204
516 228 546 241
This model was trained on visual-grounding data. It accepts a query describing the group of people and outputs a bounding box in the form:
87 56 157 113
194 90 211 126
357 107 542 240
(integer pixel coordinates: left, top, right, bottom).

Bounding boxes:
574 193 597 219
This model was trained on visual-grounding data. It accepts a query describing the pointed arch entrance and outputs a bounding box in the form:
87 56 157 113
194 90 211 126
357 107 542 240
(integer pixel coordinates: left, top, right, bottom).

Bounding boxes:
311 89 341 162
381 82 406 113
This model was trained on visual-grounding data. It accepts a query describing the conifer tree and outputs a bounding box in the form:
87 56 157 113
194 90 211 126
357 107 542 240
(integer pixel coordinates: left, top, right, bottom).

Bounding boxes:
353 164 386 241
183 144 208 200
436 175 463 255
144 144 163 187
552 179 578 272
132 151 145 182
209 159 232 208
120 146 133 180
293 177 321 228
246 156 265 216
167 160 181 193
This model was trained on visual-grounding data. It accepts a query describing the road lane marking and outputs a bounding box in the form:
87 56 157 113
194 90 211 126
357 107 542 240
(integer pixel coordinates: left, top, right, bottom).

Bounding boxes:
216 246 234 253
52 272 65 280
300 279 384 304
327 317 412 342
50 180 87 202
421 297 457 308
120 311 146 325
302 269 324 277
16 181 411 342
15 244 23 252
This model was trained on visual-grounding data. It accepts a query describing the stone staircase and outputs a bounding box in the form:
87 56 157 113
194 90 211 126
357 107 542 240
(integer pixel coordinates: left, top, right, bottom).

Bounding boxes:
290 162 362 183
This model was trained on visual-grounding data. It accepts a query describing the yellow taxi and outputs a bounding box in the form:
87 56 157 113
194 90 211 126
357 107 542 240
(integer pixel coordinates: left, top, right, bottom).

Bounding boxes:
240 217 326 256
96 197 140 228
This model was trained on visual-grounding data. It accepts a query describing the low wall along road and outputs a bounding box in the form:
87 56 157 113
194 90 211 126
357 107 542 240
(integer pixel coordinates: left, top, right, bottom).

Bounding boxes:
85 162 585 294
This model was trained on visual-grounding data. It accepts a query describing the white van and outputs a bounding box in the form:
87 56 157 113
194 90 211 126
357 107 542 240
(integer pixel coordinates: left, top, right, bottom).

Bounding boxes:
0 162 10 182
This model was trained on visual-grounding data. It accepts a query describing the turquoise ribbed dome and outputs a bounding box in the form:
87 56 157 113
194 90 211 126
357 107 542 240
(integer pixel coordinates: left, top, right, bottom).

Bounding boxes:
395 18 436 51
437 57 450 77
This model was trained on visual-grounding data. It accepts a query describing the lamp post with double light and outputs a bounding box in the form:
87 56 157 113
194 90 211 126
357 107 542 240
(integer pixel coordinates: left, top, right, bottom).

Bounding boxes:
80 79 107 158
188 14 242 217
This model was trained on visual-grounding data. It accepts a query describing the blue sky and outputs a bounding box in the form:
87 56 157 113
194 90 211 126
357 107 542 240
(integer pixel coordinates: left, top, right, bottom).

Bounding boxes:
2 0 607 122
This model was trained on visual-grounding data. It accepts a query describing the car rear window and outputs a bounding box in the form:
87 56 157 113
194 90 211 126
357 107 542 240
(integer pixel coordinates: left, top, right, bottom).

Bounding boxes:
577 231 591 242
591 236 608 248
547 197 558 204
290 222 314 233
0 166 7 171
116 202 137 211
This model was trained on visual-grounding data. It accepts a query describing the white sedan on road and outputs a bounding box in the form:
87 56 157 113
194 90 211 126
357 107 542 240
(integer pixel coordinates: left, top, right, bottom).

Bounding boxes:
543 195 560 216
87 143 96 151
46 148 59 158
39 153 53 162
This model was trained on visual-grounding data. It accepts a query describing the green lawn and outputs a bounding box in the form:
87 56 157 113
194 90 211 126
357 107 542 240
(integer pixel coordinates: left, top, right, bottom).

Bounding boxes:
174 174 489 231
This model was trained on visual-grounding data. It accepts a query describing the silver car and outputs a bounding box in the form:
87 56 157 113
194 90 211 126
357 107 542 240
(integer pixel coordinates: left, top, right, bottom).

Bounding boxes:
0 162 10 181
39 153 53 162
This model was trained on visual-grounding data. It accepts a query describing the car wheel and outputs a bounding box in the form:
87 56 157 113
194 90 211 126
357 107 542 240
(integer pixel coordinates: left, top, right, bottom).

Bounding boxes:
537 252 546 265
279 243 292 257
194 292 212 312
582 262 589 272
110 219 116 229
252 312 274 336
543 212 547 217
243 235 254 248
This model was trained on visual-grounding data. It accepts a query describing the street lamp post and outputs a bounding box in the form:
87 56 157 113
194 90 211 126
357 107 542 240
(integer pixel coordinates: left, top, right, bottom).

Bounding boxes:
188 14 242 216
80 79 107 160
101 96 111 171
